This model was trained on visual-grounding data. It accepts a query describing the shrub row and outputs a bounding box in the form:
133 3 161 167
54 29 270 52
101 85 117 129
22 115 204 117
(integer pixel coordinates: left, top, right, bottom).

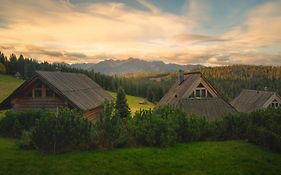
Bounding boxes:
0 105 280 153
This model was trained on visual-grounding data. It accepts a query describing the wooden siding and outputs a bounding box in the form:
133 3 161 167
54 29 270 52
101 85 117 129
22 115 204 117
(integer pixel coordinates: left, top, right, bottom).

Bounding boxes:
11 96 66 111
84 106 103 121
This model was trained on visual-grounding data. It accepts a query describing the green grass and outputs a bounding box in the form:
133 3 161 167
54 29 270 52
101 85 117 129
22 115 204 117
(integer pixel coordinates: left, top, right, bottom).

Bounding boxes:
0 74 24 102
0 138 280 175
0 74 24 119
108 91 155 112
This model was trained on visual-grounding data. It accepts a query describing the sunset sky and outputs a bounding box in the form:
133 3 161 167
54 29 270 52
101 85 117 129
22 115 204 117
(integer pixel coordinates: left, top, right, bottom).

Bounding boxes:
0 0 281 65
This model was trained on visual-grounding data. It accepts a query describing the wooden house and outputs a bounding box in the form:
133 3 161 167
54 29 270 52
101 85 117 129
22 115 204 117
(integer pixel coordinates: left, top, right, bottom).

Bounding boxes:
157 71 236 120
0 71 113 120
231 89 281 113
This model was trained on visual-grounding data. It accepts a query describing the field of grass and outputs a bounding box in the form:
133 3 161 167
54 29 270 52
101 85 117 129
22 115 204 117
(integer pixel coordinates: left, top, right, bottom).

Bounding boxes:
0 138 280 175
0 74 24 102
108 91 155 112
0 74 24 119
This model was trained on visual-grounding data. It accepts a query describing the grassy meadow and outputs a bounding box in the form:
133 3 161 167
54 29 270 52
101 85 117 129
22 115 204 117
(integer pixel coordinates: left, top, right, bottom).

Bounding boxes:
108 91 155 112
0 138 280 175
0 74 24 119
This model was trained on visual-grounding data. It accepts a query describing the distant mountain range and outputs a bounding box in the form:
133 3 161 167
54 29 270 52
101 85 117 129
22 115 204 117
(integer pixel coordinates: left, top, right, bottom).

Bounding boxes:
71 58 204 75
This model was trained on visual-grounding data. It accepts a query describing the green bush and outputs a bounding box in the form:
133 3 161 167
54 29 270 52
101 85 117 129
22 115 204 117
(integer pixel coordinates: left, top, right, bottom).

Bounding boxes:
95 101 123 148
31 108 96 153
0 109 52 138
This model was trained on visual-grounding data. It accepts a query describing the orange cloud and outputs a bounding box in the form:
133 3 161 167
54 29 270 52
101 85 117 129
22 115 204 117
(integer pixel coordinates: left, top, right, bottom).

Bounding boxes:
0 0 280 65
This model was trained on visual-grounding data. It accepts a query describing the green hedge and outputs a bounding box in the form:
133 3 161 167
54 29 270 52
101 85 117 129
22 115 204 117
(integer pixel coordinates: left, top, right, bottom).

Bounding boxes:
1 105 281 153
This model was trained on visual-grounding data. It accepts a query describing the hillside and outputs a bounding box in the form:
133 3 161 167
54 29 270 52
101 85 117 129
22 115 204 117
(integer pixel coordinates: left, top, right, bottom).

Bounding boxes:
0 74 24 102
0 138 280 175
71 58 204 75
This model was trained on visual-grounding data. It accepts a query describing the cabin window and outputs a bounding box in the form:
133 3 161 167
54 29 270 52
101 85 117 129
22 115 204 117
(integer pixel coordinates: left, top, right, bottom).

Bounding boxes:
26 91 32 97
46 87 55 97
34 84 42 98
189 83 213 98
271 99 279 108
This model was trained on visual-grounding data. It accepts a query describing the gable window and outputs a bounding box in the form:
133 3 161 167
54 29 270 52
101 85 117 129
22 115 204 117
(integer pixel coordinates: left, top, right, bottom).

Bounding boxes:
271 99 279 108
46 87 55 97
34 84 42 98
189 83 213 98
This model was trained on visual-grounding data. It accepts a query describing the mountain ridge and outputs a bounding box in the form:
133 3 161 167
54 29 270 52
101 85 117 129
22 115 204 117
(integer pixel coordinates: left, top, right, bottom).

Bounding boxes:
71 58 204 75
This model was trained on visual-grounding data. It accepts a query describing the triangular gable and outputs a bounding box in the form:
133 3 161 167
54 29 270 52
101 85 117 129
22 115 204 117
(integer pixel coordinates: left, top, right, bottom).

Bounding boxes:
263 93 281 108
182 76 218 99
0 74 78 110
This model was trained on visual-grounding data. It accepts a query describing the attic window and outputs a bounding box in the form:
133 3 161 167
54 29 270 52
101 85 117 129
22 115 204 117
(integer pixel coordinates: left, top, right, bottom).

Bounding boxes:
189 83 213 98
46 87 55 97
34 84 42 98
271 99 279 108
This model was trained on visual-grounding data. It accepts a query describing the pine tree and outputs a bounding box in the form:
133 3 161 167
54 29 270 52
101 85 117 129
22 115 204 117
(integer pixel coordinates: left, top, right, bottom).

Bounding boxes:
115 87 130 118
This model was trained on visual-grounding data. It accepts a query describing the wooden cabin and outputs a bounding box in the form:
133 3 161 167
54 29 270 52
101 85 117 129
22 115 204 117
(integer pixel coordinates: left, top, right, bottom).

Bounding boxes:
157 71 236 120
0 71 113 121
231 89 281 113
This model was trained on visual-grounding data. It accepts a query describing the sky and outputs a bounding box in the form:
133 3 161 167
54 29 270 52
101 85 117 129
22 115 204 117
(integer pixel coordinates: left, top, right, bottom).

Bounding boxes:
0 0 281 66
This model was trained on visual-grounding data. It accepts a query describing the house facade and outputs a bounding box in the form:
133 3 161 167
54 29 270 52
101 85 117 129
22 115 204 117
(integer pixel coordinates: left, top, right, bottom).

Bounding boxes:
158 71 236 120
0 71 113 120
231 89 281 113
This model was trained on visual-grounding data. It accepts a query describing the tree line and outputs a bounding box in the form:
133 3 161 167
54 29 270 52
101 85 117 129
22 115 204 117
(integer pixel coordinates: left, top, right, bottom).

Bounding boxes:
2 51 281 103
0 52 168 102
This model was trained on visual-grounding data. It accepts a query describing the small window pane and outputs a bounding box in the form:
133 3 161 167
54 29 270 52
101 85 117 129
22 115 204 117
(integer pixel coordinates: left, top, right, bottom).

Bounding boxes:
46 88 54 97
201 89 206 97
195 89 200 97
34 89 42 97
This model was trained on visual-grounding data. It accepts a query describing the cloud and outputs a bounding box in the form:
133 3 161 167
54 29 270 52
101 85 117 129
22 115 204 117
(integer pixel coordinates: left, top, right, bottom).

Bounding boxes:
137 0 161 14
0 0 280 65
173 34 226 42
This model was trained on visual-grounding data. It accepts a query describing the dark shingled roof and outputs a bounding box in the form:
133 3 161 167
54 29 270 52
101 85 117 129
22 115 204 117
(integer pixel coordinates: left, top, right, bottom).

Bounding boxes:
231 89 278 112
179 98 236 121
1 71 113 111
158 72 203 106
158 72 236 120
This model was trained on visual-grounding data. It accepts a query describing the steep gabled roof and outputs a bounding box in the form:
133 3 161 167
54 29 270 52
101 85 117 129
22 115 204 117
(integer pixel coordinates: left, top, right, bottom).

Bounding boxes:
158 72 236 120
231 89 279 112
0 71 113 111
158 72 219 106
179 98 236 121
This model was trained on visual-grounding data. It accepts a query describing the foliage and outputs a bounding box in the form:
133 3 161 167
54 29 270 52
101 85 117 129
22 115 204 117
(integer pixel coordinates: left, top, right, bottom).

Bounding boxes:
0 63 5 73
115 87 130 118
1 104 281 153
31 108 96 153
95 101 122 148
0 109 52 138
212 108 281 152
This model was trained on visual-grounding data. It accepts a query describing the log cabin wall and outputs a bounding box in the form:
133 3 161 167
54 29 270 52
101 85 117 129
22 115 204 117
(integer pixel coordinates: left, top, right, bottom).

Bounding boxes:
84 106 103 121
11 80 66 111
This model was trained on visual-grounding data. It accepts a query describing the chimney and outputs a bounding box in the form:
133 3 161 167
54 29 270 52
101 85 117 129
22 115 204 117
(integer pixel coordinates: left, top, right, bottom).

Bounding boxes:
178 70 184 85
